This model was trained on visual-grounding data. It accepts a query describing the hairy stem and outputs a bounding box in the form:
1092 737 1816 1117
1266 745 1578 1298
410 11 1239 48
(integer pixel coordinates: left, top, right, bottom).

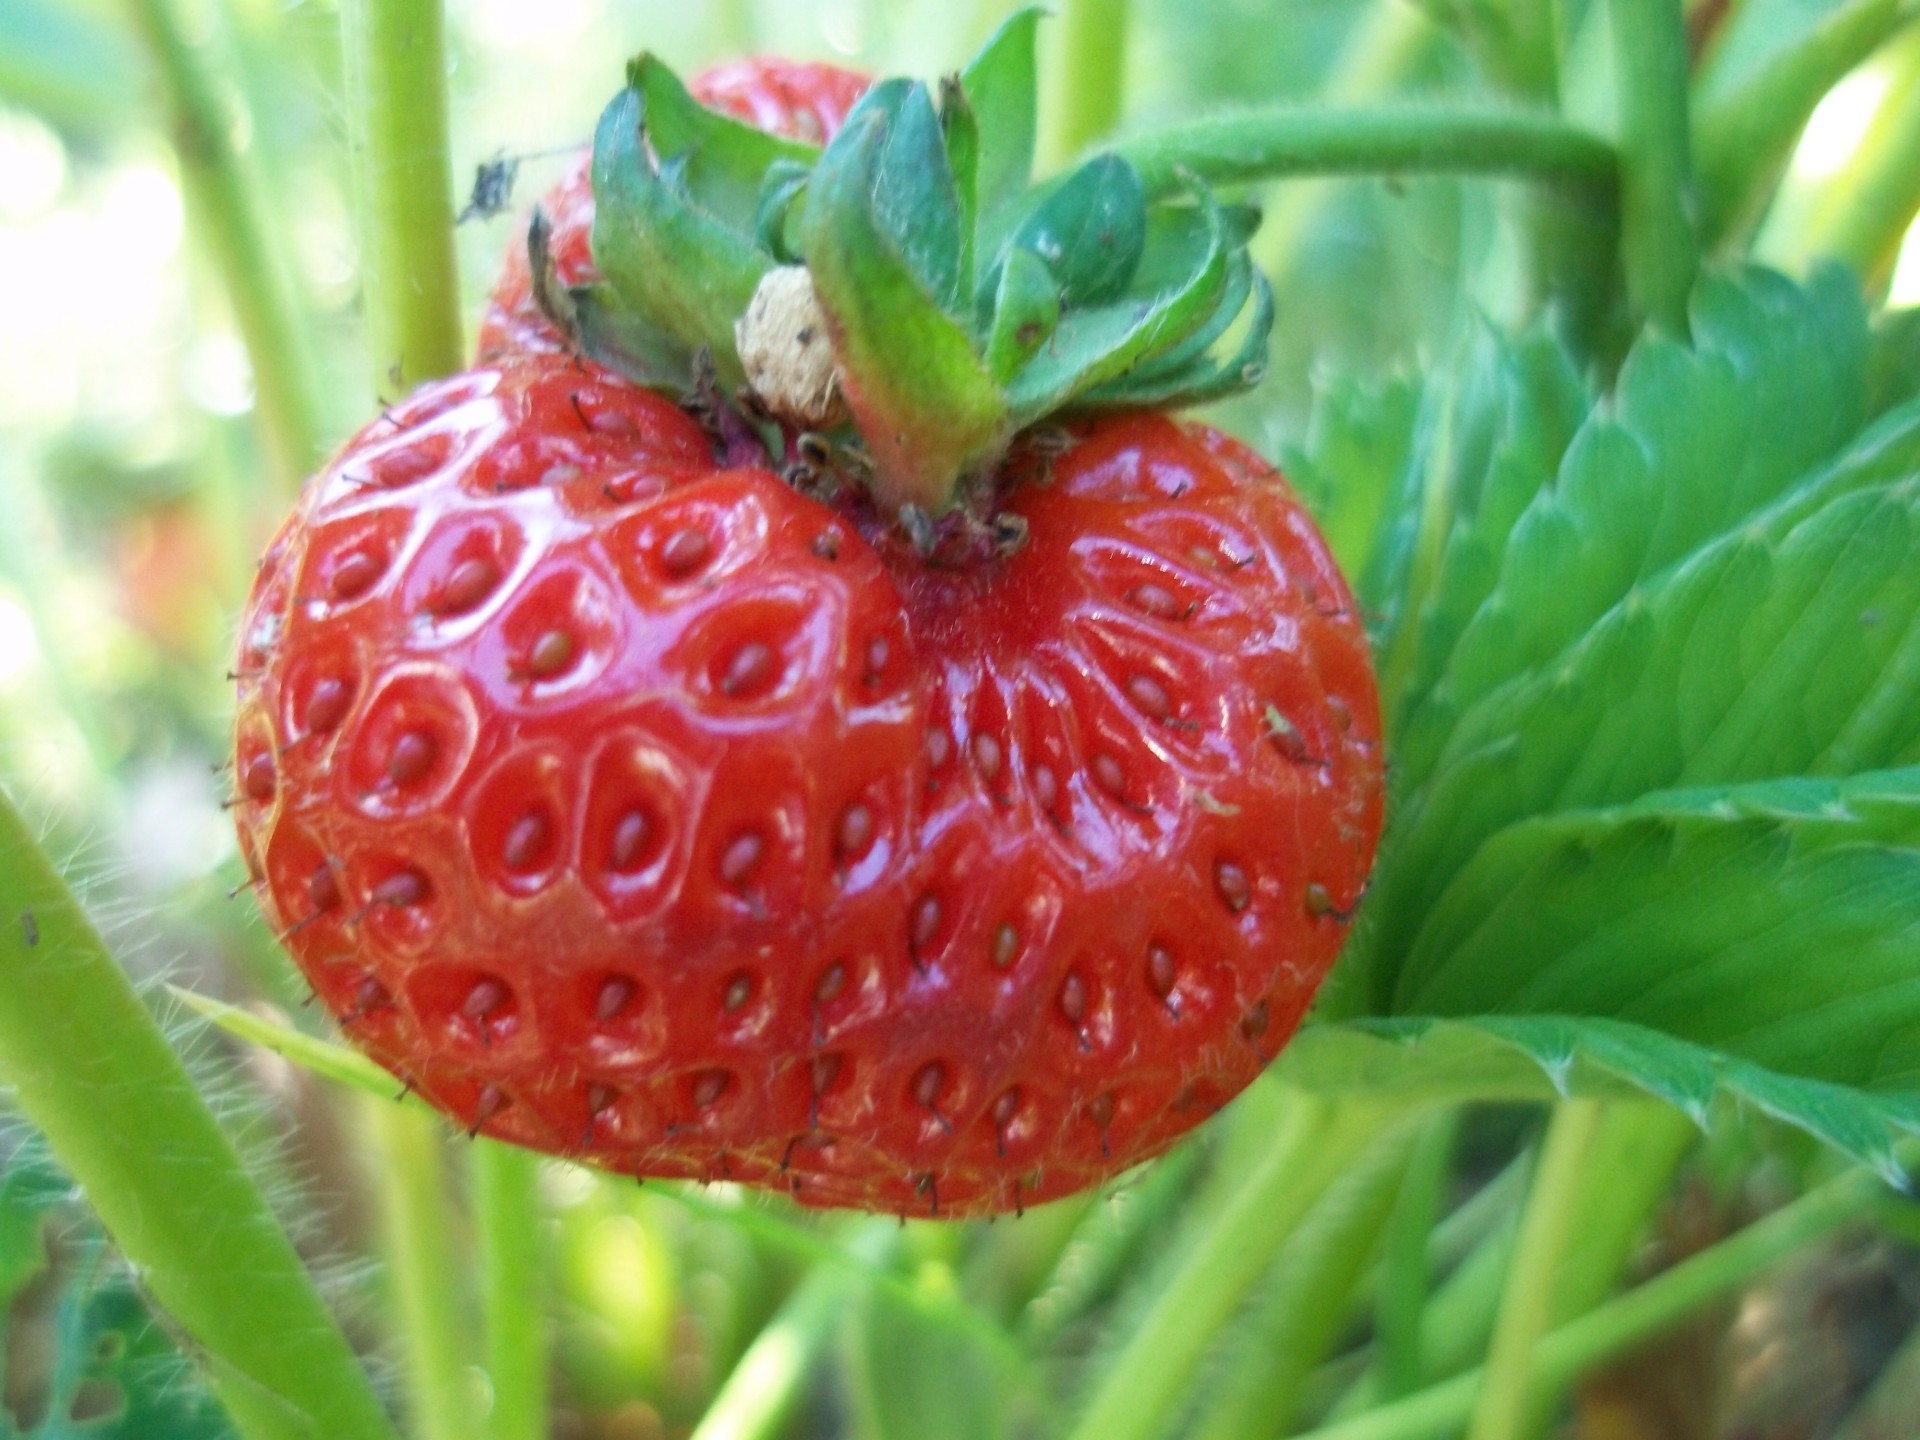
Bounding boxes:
1609 0 1698 335
124 0 326 486
340 0 464 400
1113 105 1617 202
366 1100 480 1440
1066 1097 1416 1440
0 791 402 1440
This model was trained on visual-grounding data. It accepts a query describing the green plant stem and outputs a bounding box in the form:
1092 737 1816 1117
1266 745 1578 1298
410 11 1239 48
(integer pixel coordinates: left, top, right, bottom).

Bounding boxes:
366 1100 479 1440
123 0 326 486
0 790 402 1440
1693 0 1912 247
340 0 464 401
1466 1100 1604 1440
1113 105 1617 202
1251 1 1439 284
1188 1121 1424 1440
1797 26 1920 291
1608 0 1698 335
1041 0 1129 170
473 1143 548 1440
1065 1097 1416 1440
1376 1113 1458 1400
690 1222 898 1440
1294 1154 1904 1440
336 10 484 1436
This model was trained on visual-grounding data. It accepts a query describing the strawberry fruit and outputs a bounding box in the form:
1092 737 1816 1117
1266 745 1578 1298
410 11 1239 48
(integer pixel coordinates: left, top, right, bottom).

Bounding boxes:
233 17 1383 1216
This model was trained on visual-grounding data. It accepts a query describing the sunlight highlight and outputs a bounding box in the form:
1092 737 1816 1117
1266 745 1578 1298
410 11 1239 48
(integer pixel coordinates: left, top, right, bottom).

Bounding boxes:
1790 67 1890 180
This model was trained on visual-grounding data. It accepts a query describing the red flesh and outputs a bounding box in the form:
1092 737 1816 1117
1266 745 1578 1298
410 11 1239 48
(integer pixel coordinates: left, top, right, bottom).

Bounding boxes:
232 357 1383 1216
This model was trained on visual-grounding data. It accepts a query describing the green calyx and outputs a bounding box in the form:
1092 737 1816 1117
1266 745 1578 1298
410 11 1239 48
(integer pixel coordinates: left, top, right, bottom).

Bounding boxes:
580 10 1272 516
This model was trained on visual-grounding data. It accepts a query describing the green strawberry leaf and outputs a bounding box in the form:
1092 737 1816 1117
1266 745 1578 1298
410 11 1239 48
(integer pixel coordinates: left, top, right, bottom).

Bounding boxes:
1003 178 1230 420
847 1280 1036 1440
1280 1015 1920 1186
590 79 772 380
1280 368 1423 581
1398 769 1920 1091
1390 266 1869 792
1352 411 1920 1004
801 103 1011 514
627 54 818 230
854 79 967 314
995 154 1147 310
956 8 1043 255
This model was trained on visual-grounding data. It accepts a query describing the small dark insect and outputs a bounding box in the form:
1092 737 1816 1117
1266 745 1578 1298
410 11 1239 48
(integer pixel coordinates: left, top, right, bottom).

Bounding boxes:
20 910 38 947
459 152 522 223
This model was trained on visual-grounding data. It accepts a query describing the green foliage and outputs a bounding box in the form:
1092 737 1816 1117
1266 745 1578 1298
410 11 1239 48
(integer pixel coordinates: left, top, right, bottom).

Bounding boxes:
0 1134 234 1439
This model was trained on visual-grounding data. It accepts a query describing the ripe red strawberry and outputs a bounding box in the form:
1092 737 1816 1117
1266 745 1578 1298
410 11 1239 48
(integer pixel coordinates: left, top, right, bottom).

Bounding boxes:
232 356 1379 1216
235 22 1384 1215
475 58 870 364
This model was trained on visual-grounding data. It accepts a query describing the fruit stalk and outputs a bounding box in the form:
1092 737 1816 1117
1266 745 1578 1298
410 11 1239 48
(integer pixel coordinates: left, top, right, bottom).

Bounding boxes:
1111 104 1618 200
0 789 402 1440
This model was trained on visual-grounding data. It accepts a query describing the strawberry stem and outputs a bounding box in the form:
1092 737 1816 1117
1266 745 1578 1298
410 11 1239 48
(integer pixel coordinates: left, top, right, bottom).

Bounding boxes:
1608 0 1698 337
341 0 465 401
1111 104 1618 201
474 1144 551 1440
0 791 404 1440
1462 1099 1605 1440
124 0 325 487
366 1099 483 1440
1066 1097 1419 1440
1289 1145 1914 1440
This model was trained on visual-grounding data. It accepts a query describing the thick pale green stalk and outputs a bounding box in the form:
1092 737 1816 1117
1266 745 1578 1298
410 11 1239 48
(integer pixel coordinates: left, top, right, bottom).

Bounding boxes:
691 1223 898 1440
1113 106 1617 202
1295 1156 1904 1440
1065 1097 1414 1440
1466 1100 1605 1440
1693 0 1911 246
123 0 326 487
0 790 402 1440
473 1143 549 1440
340 0 464 400
1375 1114 1458 1400
1042 0 1129 170
1795 26 1920 291
336 12 485 1439
365 1100 480 1440
1188 1123 1424 1440
1608 0 1698 335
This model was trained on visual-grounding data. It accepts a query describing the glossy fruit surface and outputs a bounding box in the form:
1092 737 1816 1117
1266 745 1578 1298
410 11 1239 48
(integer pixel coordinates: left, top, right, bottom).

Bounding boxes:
474 58 870 363
231 354 1382 1216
